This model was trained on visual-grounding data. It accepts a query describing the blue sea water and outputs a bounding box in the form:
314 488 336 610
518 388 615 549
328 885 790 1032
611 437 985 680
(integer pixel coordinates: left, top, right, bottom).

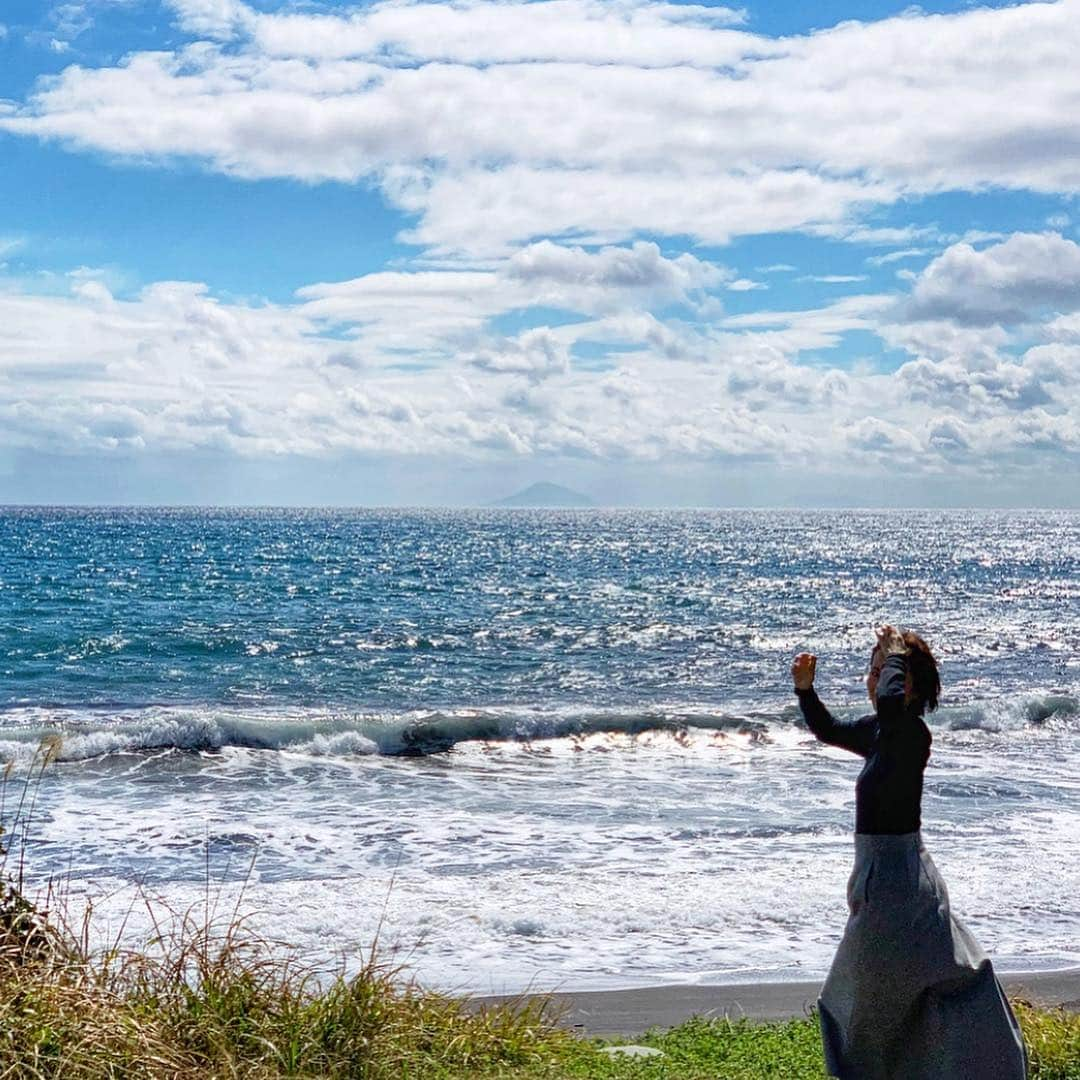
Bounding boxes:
1 507 1078 991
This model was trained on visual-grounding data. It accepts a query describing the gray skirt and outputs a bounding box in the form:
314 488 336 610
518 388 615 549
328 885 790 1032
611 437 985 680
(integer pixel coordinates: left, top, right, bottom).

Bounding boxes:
819 832 1028 1080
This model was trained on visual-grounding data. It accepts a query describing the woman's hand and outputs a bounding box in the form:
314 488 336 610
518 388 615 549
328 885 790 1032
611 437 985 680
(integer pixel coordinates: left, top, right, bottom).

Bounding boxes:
875 624 908 657
792 652 817 690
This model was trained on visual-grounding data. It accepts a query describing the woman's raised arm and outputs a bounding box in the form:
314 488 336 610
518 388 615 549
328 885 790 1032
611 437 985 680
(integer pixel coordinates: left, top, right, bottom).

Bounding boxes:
792 652 875 757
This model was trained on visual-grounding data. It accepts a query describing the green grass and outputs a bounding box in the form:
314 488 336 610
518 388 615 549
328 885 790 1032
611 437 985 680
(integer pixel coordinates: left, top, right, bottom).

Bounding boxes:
548 1006 1080 1080
537 1015 829 1079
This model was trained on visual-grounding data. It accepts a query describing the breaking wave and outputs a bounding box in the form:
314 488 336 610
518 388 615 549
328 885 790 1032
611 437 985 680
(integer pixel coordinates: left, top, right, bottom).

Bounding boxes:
0 692 1075 764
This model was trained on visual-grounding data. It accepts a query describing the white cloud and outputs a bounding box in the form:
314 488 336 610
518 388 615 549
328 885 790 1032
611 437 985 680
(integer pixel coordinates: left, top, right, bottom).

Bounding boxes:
5 0 1080 256
845 416 924 457
866 248 931 266
925 414 972 455
167 0 253 39
995 408 1080 455
721 293 891 333
0 255 856 468
291 240 725 375
504 240 722 308
865 236 1080 463
295 241 724 361
923 408 1080 463
798 274 867 284
4 253 1079 481
245 0 749 65
399 166 890 258
957 229 1007 246
895 355 1058 413
905 232 1080 325
876 316 1009 367
468 329 570 383
51 3 92 40
815 225 940 246
1045 312 1080 343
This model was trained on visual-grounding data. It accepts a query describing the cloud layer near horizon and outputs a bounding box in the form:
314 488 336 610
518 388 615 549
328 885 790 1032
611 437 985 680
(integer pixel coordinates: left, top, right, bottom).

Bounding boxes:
3 232 1079 477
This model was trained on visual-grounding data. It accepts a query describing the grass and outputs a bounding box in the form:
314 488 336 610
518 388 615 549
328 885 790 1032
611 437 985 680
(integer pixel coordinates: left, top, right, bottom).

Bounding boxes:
2 886 1077 1078
1 747 1078 1077
0 891 573 1078
559 1008 1080 1080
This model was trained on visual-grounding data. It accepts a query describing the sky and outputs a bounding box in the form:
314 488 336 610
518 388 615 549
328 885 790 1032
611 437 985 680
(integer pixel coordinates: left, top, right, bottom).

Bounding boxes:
1 0 1079 506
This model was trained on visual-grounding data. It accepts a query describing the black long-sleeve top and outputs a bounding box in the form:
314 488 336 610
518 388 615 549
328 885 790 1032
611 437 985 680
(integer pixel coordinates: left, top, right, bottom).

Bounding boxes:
796 654 931 835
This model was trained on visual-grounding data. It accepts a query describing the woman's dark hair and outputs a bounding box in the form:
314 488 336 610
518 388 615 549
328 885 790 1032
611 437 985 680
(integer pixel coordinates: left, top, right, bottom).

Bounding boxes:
903 631 940 713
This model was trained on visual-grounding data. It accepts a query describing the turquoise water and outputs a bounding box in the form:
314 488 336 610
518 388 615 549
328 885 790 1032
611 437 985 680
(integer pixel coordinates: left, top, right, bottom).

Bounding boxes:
1 507 1077 991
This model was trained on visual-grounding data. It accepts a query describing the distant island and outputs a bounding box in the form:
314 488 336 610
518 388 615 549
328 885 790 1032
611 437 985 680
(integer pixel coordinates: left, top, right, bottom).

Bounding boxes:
490 482 595 508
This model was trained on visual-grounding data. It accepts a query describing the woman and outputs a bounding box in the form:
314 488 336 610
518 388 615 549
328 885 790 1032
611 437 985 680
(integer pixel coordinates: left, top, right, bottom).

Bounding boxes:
792 626 1028 1080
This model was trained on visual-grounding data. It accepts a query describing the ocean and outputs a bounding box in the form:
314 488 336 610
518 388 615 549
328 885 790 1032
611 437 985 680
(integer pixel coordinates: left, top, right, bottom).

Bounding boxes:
1 507 1077 993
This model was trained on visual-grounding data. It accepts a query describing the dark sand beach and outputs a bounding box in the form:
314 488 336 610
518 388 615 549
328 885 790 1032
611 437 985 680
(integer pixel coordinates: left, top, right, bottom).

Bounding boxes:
476 969 1080 1037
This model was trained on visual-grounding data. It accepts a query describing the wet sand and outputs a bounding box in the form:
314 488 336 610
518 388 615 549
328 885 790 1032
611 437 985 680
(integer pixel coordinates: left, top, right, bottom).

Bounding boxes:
475 969 1080 1036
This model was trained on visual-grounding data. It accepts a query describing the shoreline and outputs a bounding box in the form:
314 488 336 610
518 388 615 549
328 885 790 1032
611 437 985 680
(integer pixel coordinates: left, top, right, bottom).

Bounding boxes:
474 968 1080 1036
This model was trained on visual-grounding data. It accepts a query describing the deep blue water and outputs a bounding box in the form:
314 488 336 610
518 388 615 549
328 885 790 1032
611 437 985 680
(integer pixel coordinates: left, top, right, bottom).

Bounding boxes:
2 506 1078 714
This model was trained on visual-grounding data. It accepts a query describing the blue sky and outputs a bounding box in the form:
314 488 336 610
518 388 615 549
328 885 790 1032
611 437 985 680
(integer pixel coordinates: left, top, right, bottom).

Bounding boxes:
2 0 1079 505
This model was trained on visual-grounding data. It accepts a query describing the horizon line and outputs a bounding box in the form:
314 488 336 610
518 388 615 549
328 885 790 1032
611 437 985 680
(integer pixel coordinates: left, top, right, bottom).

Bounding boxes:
2 502 1077 513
